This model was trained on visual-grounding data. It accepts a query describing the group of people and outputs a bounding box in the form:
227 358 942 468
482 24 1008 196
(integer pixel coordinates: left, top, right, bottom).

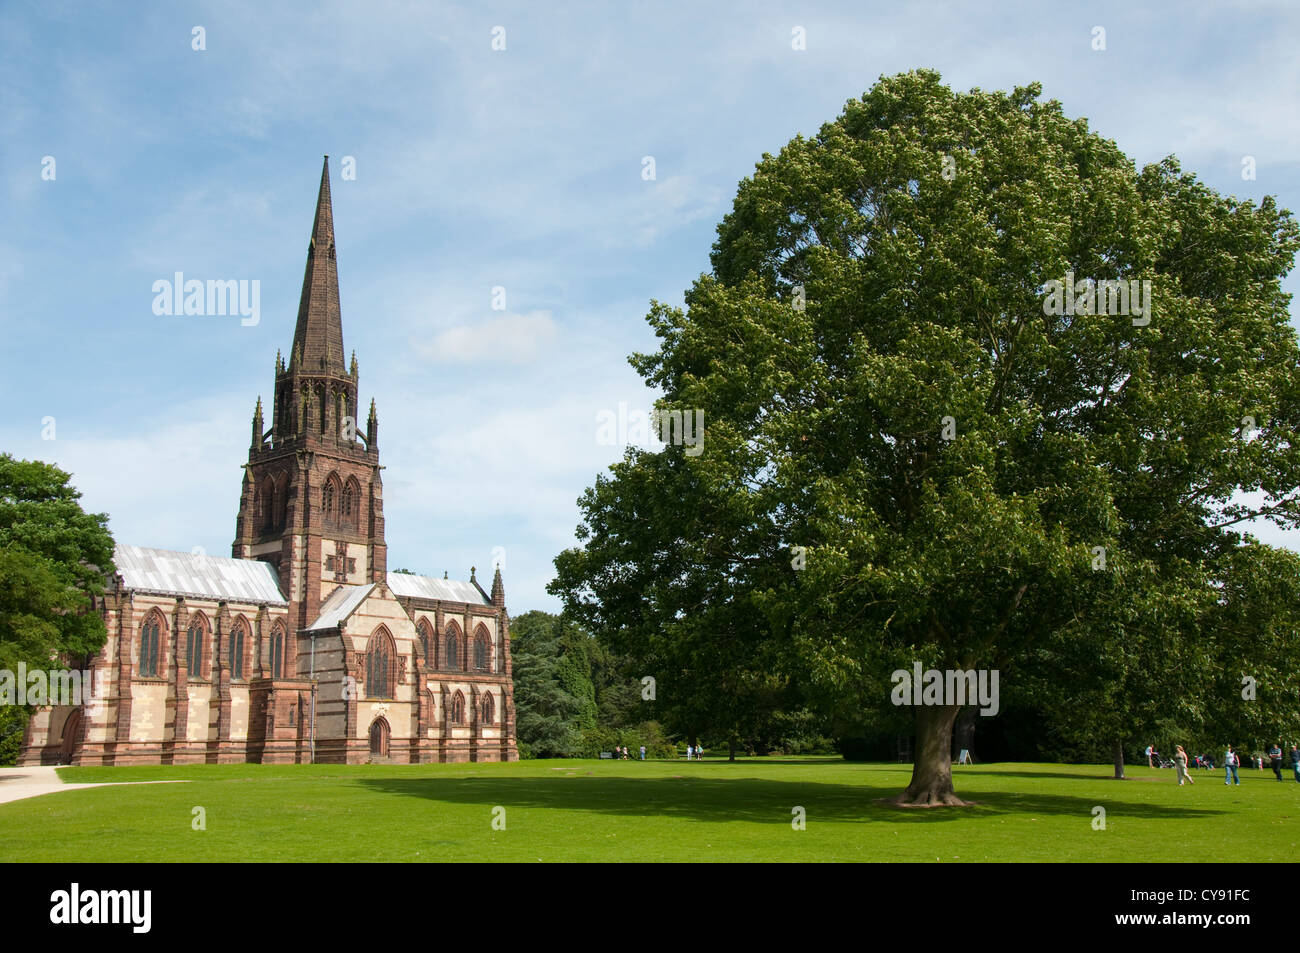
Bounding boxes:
610 746 646 760
1220 744 1299 785
1148 742 1300 786
684 744 704 760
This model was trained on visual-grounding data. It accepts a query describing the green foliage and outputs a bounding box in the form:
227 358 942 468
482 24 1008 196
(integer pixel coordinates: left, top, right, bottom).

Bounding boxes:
580 720 678 759
510 611 585 758
510 611 686 758
0 454 115 675
0 706 28 766
1198 543 1300 749
550 70 1300 792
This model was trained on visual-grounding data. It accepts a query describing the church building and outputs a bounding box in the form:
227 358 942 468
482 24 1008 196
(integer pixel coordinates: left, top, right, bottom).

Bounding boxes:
20 158 518 765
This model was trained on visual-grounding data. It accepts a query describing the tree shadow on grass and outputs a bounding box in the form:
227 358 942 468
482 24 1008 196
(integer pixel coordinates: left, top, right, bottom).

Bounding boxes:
952 768 1152 782
965 767 1246 783
357 775 1228 825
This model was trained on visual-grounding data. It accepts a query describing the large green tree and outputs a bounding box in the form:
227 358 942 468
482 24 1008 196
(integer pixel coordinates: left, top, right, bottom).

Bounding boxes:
552 71 1300 804
0 454 114 764
0 454 115 674
509 610 589 758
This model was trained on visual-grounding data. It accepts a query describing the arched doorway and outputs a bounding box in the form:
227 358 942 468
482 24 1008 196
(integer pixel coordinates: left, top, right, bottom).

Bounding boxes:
60 710 82 764
368 717 390 759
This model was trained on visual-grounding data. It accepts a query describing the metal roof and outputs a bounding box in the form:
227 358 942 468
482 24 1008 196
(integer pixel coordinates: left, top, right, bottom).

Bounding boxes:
306 583 375 631
114 545 287 605
386 571 490 605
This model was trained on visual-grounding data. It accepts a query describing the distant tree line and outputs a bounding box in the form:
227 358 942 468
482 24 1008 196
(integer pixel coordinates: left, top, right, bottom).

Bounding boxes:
509 610 837 759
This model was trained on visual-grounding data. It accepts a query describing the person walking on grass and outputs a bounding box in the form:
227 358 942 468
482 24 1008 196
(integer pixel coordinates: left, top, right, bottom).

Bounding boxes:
1269 743 1284 781
1290 745 1299 783
1175 745 1194 786
1146 744 1154 768
1224 745 1241 785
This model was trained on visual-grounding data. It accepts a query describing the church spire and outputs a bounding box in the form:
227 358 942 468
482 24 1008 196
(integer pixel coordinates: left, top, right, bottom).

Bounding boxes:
290 156 346 377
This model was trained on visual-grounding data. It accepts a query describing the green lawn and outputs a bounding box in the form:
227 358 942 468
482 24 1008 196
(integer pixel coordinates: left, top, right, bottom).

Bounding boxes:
2 758 1295 862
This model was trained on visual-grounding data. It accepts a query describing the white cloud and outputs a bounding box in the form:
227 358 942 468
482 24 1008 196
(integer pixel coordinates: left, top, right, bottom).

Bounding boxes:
415 310 558 364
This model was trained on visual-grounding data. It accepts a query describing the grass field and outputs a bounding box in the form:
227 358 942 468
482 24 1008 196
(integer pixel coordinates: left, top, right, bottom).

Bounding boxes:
2 758 1295 862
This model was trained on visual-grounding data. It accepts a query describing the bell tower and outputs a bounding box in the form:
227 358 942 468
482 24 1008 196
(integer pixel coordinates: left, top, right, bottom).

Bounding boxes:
233 156 387 633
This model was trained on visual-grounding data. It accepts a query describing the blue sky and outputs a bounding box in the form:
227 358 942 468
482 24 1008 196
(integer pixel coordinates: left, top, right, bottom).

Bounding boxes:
2 0 1297 614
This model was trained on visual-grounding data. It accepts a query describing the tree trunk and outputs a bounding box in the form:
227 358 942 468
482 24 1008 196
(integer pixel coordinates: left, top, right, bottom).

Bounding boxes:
1112 740 1127 780
953 706 978 761
728 739 736 762
892 704 971 807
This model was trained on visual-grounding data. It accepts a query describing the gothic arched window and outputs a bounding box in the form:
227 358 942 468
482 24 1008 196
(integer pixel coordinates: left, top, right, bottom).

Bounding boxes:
451 691 466 725
230 618 248 680
445 624 461 671
272 476 287 531
186 614 208 679
342 478 361 530
322 479 337 523
417 619 433 667
260 477 276 533
269 623 286 678
139 613 163 677
366 628 395 698
482 691 495 725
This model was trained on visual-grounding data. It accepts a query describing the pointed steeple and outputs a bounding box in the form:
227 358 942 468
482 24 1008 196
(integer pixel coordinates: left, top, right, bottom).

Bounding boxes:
290 156 346 377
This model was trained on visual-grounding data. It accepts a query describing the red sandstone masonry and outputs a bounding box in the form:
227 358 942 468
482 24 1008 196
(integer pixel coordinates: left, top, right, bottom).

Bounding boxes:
19 158 517 768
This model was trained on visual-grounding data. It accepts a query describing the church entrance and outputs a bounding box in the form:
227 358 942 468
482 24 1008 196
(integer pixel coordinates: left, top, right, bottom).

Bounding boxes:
60 710 82 764
368 718 389 759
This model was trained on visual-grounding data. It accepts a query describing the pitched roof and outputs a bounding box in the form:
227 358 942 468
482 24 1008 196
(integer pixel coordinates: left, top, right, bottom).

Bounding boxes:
305 583 375 631
386 571 491 605
114 545 287 605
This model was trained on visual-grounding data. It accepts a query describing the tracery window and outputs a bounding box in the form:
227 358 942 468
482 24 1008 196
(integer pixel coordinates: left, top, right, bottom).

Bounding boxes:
366 628 395 698
417 620 433 667
230 619 248 680
186 615 208 678
269 623 286 678
139 614 162 677
445 625 461 671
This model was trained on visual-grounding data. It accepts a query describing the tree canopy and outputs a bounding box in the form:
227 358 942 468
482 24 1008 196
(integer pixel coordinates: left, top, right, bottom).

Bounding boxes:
0 453 115 674
551 70 1300 804
0 453 115 764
